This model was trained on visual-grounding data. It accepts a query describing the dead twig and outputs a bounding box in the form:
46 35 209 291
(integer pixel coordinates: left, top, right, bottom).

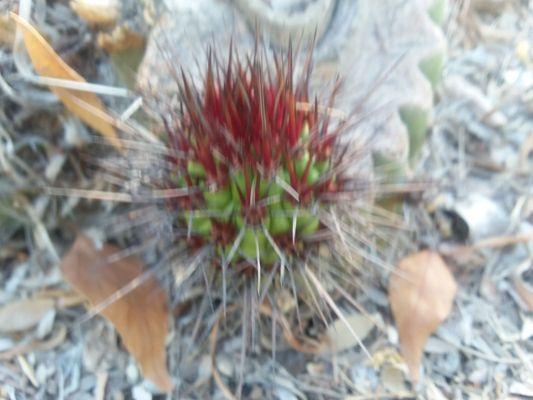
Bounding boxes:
439 233 533 257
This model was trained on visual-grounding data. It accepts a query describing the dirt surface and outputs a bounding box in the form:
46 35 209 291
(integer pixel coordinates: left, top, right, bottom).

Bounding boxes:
0 1 532 399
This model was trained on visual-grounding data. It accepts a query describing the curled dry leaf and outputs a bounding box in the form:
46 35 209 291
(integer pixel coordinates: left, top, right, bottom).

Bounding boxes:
59 234 172 392
389 250 457 382
0 298 55 334
325 312 377 353
10 13 121 150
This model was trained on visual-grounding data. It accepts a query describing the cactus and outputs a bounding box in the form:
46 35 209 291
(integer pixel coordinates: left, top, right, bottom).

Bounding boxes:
159 47 348 270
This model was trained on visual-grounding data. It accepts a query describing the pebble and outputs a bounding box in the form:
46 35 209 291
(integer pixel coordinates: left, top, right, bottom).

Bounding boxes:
216 355 234 377
467 360 489 385
132 385 152 400
36 309 56 339
0 337 14 352
126 362 139 384
36 363 56 385
350 364 379 393
197 355 211 379
433 351 461 377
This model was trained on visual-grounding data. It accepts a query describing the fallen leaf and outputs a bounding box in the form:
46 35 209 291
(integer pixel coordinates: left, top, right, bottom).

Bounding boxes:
389 250 457 382
0 298 55 334
325 312 377 352
59 234 172 392
10 13 121 150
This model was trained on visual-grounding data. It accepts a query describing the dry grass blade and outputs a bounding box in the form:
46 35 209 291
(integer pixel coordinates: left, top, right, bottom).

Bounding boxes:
59 234 172 392
10 13 121 151
389 251 457 382
440 233 533 257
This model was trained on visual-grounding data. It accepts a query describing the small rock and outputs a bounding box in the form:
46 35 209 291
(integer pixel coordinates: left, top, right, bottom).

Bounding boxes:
425 337 456 354
112 390 125 400
521 316 533 340
387 326 399 345
350 364 379 393
126 362 139 384
197 355 211 379
274 387 298 400
433 350 461 377
36 363 56 385
248 386 264 400
306 362 325 376
467 360 488 385
132 385 152 400
510 381 533 397
0 337 14 352
36 308 56 339
216 355 234 377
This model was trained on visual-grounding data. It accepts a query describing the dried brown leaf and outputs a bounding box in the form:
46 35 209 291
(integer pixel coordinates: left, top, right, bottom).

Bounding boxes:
59 234 172 392
10 13 121 150
0 298 54 334
389 250 457 382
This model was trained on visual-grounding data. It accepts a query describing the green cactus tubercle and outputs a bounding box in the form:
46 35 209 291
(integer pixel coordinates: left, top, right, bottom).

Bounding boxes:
165 52 345 268
179 150 323 265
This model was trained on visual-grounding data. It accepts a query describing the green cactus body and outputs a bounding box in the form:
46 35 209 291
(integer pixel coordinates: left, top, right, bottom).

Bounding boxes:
177 150 326 265
162 49 351 272
204 187 232 210
187 211 212 236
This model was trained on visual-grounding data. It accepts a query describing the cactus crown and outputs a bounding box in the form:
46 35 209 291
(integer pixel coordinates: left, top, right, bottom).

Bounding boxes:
162 45 348 271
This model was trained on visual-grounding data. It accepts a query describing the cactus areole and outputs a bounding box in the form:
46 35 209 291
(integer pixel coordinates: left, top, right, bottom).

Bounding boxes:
161 46 350 272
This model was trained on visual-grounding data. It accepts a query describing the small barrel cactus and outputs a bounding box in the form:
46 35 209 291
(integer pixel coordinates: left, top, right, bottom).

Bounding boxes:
157 46 362 288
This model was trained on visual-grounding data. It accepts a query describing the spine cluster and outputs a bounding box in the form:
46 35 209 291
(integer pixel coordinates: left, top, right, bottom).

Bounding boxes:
162 48 347 270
